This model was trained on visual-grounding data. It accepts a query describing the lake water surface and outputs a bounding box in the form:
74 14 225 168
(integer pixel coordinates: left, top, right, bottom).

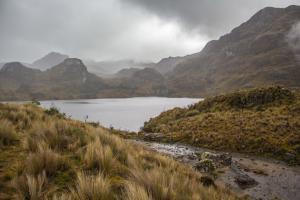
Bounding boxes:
40 97 200 132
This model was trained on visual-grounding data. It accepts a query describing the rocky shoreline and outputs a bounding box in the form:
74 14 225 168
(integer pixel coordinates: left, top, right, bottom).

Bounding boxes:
133 140 300 200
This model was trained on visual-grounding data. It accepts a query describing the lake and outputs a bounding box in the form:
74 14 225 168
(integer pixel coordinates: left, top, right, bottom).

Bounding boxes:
40 97 200 132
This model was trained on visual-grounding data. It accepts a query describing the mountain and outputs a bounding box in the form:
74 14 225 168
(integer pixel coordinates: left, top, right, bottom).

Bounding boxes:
32 52 69 70
0 58 167 100
0 59 108 100
0 62 41 90
84 59 155 77
153 56 185 74
1 6 300 100
103 68 167 97
166 5 300 97
113 67 141 78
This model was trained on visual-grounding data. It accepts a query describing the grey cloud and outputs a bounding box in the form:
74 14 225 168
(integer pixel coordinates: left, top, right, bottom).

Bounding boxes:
121 0 300 38
287 22 300 61
0 0 299 63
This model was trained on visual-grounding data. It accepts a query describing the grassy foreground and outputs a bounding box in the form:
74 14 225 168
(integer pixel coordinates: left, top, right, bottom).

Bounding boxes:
0 103 239 199
143 87 300 164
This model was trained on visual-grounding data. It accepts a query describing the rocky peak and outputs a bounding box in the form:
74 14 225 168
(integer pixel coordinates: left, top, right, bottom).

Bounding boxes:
32 51 69 70
1 62 39 74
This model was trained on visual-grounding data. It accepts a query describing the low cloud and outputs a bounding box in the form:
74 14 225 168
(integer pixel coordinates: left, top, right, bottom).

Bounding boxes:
287 22 300 61
0 0 299 63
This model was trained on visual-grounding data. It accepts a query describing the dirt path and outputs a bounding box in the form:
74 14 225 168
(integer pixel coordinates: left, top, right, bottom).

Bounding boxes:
134 141 300 200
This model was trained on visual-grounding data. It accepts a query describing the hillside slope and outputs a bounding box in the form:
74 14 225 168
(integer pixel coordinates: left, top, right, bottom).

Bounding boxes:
0 103 239 199
32 52 69 70
143 87 300 164
166 5 300 96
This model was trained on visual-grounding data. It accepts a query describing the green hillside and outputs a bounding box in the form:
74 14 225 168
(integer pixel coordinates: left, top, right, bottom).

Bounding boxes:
143 87 300 164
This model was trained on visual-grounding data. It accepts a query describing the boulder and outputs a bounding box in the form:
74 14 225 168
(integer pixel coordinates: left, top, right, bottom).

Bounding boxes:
219 153 232 166
195 159 215 173
234 173 258 189
201 152 218 160
200 152 232 166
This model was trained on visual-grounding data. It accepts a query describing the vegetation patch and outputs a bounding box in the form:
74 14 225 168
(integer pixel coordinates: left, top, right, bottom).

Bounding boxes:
0 103 240 199
142 87 300 165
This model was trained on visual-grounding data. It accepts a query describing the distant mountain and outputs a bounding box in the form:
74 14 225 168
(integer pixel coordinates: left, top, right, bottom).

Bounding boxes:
32 52 69 70
0 59 166 100
166 5 300 96
0 59 108 100
84 59 155 77
0 62 41 91
153 56 185 74
103 67 167 97
113 68 141 78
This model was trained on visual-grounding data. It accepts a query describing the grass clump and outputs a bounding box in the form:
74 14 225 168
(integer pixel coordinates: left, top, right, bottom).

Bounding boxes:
25 145 69 177
13 172 48 200
70 172 114 200
0 119 18 146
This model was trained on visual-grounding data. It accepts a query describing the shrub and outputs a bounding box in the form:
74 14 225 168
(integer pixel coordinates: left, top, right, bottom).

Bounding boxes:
70 172 114 200
45 107 66 119
0 119 18 146
185 109 200 117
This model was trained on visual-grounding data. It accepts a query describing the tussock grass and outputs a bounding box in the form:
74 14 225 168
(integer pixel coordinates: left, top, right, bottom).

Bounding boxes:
124 182 151 200
25 145 69 176
0 103 241 199
70 172 114 200
0 119 18 146
83 138 121 176
13 171 48 200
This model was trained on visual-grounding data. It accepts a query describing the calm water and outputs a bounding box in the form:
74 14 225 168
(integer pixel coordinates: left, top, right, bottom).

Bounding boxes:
40 97 200 132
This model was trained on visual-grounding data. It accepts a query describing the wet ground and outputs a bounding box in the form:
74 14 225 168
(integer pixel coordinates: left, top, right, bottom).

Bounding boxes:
134 141 300 200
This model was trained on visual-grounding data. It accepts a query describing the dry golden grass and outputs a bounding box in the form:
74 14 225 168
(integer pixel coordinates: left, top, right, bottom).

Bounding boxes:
70 172 114 200
25 145 69 177
0 119 18 146
13 171 48 200
0 103 241 199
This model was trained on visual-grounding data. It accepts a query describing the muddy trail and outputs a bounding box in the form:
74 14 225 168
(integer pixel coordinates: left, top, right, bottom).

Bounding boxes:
134 140 300 200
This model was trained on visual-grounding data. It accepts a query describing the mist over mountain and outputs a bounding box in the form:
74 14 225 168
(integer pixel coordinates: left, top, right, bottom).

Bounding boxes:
32 52 69 70
166 5 300 96
84 59 155 77
0 5 299 100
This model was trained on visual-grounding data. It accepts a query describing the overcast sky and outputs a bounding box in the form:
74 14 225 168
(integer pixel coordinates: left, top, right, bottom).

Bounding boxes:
0 0 299 63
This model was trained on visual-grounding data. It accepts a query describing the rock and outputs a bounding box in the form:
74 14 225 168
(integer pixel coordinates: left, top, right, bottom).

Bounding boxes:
201 152 218 160
284 152 296 161
231 161 258 189
200 152 232 166
219 153 232 166
195 159 215 173
235 173 258 189
200 176 215 187
187 154 197 160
